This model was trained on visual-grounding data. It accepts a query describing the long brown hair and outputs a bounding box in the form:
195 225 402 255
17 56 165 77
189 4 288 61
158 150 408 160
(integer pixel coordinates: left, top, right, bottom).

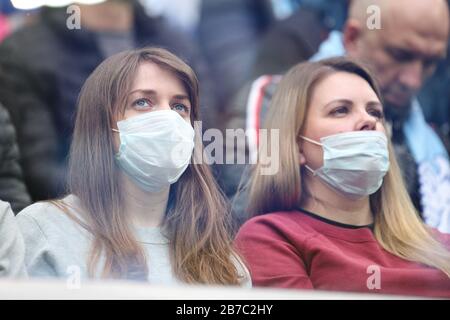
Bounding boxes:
56 47 242 284
246 57 450 276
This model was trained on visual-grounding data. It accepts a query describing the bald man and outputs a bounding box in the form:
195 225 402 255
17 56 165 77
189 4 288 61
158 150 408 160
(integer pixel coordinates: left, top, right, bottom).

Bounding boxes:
344 0 449 117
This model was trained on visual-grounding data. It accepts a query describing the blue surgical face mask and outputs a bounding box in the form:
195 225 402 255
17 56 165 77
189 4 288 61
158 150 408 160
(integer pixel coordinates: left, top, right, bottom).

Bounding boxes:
300 131 390 199
113 110 195 192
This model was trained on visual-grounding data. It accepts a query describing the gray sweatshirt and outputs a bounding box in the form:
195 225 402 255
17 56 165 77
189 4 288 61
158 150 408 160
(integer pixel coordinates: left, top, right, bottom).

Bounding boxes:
17 195 250 286
0 200 26 277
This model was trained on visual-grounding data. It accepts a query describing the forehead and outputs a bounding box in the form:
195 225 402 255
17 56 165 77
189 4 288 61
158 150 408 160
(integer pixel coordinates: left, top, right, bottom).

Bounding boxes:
130 62 187 93
377 3 449 55
310 72 380 105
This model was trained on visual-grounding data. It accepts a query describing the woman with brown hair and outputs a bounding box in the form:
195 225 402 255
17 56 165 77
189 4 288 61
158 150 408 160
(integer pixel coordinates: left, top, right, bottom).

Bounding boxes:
17 47 249 286
235 57 450 297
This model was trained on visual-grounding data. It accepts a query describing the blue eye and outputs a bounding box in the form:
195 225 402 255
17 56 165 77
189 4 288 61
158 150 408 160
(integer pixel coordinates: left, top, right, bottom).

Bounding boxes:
172 103 189 113
132 98 152 110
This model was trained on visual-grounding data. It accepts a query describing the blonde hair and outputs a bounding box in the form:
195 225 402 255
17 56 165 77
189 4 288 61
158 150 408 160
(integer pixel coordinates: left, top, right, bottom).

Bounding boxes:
247 57 450 277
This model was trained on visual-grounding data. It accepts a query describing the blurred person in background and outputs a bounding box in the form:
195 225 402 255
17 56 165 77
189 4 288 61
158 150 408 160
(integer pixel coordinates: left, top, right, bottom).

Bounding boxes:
226 0 450 233
17 48 250 286
0 103 31 213
418 44 450 154
235 58 450 298
0 0 216 201
139 0 202 37
197 0 349 116
251 0 349 79
402 0 450 155
197 0 274 119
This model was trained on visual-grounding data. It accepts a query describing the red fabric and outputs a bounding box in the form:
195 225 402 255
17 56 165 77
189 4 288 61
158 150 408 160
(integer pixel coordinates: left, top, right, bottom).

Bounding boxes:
235 210 450 298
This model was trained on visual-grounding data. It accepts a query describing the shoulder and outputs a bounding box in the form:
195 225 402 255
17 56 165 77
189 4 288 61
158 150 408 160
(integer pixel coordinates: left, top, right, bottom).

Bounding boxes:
17 195 87 241
237 211 315 238
18 200 65 226
235 211 319 254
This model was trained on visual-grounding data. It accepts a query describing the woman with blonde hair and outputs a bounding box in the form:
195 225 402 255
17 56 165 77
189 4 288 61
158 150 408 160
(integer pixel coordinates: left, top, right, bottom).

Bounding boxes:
17 47 249 286
235 57 450 297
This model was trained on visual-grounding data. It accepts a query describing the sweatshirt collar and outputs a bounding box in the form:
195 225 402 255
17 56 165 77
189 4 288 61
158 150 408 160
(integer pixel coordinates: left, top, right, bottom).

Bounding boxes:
295 208 376 243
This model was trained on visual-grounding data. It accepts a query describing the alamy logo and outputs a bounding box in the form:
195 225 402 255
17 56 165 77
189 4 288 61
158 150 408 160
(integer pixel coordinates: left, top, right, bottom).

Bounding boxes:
366 5 382 30
66 5 81 30
366 265 381 290
66 265 81 290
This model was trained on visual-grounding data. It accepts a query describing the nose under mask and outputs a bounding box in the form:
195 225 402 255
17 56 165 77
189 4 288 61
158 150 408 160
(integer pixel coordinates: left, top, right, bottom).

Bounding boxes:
113 110 195 192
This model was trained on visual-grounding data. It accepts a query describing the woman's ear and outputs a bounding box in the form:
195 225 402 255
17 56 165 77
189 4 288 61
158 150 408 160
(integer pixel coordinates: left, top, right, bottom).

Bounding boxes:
343 19 363 56
296 137 307 165
112 127 120 154
298 151 307 165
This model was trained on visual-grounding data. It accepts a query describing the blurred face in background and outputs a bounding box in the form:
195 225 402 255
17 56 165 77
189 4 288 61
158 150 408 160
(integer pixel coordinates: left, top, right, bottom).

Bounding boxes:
345 0 449 114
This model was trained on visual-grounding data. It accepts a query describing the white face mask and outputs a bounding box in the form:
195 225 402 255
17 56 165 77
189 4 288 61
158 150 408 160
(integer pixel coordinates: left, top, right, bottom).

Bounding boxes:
300 131 390 199
113 110 195 192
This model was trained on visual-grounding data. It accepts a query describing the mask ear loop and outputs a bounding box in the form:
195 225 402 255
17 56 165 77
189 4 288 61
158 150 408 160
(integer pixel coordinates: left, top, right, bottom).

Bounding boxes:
299 135 323 175
299 135 322 146
112 128 120 133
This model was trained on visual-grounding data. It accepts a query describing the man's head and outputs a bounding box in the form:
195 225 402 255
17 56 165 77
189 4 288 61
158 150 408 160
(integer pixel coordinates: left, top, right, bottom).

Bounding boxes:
343 0 449 115
78 0 133 32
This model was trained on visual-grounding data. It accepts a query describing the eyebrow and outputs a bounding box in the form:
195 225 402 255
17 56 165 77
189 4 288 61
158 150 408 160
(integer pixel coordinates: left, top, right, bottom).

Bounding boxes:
172 94 190 101
127 89 189 100
323 99 382 108
366 101 383 108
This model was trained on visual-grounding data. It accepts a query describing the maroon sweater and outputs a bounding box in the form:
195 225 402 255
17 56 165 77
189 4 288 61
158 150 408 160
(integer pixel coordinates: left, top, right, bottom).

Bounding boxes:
235 210 450 298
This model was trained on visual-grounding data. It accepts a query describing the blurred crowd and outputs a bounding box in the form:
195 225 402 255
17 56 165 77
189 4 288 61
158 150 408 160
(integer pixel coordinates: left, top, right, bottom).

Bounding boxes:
0 0 354 206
